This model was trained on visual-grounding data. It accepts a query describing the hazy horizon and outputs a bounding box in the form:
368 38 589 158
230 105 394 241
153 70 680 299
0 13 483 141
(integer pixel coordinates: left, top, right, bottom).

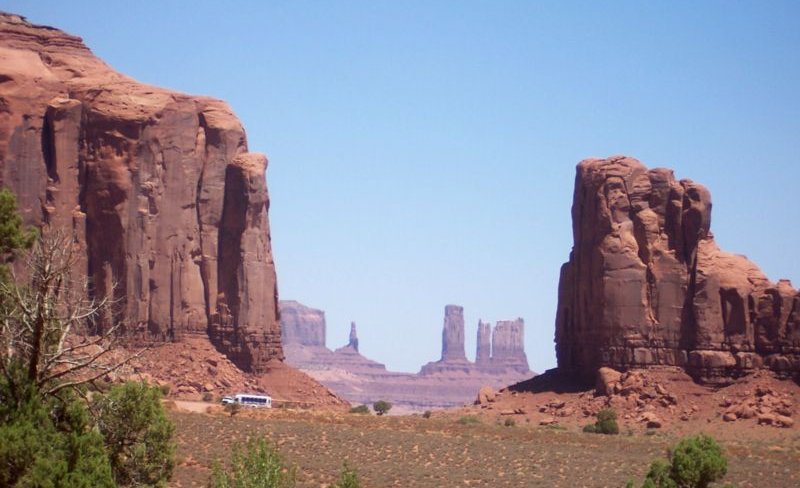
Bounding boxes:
5 1 799 374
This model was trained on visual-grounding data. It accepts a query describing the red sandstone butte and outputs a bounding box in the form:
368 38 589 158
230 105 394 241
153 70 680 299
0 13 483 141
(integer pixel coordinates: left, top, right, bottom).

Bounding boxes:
555 156 800 384
0 12 282 372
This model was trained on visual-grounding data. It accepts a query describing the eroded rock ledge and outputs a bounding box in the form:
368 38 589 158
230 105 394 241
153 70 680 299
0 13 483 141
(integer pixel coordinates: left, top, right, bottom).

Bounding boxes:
556 156 799 383
0 12 282 372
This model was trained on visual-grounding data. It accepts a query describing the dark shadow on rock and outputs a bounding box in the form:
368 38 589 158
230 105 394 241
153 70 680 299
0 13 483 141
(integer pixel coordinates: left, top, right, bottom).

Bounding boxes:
507 368 593 394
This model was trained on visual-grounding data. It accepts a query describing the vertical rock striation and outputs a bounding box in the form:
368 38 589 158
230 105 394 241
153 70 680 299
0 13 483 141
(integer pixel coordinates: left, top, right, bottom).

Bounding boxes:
0 13 282 372
491 319 529 372
556 156 799 383
441 304 467 362
476 320 492 367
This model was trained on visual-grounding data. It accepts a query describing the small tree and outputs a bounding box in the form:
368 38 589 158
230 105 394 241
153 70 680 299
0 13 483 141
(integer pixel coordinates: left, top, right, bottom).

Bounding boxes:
0 228 144 399
209 437 295 488
0 369 114 487
373 400 392 416
634 434 728 488
0 188 36 272
94 381 175 487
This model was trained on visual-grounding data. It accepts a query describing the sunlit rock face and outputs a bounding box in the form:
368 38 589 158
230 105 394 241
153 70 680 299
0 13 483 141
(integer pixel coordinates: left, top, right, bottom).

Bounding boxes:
556 156 800 383
0 12 282 372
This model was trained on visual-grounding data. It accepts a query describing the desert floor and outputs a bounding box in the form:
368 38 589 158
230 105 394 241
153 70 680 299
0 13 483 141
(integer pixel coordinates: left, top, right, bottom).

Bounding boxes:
169 405 800 488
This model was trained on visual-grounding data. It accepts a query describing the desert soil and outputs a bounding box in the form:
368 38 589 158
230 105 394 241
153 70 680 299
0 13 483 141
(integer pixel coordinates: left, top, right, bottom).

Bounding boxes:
168 405 800 488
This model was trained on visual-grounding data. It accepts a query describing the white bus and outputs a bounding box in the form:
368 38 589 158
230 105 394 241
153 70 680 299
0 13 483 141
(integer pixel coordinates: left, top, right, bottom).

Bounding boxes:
221 393 272 408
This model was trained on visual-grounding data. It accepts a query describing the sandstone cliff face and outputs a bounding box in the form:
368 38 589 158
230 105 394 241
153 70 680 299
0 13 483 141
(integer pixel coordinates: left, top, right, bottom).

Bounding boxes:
0 13 282 372
556 156 799 383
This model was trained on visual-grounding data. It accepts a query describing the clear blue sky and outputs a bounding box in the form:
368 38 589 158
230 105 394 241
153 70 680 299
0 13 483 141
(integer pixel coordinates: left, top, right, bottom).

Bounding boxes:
4 1 799 373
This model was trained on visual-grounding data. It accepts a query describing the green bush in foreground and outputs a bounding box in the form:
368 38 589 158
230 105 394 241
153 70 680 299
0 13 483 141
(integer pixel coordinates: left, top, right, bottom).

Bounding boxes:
373 400 392 416
209 437 296 488
94 381 176 487
628 434 728 488
348 404 370 414
0 370 114 488
331 462 361 488
583 408 619 435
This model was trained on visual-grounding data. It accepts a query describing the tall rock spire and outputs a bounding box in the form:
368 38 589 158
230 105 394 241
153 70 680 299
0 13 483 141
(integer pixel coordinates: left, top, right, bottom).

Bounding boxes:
348 321 359 352
441 305 467 361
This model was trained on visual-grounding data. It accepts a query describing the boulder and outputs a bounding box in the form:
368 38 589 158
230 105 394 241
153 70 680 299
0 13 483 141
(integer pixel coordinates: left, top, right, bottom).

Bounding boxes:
596 367 622 396
475 386 496 405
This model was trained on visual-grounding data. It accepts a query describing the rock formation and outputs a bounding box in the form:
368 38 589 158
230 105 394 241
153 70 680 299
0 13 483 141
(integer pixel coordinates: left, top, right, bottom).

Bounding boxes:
490 319 529 372
348 322 359 352
476 320 492 367
280 300 385 373
0 12 282 372
555 156 800 383
282 301 534 410
280 300 326 347
441 304 468 362
422 307 530 376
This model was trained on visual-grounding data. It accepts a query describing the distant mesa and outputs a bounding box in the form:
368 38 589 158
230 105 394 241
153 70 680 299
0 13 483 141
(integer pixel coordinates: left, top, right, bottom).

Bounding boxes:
280 301 386 374
420 305 530 375
280 301 534 410
280 300 326 348
555 156 800 384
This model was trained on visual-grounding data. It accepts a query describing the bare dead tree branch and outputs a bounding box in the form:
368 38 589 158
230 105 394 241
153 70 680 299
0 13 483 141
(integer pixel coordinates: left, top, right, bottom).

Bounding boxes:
0 227 147 397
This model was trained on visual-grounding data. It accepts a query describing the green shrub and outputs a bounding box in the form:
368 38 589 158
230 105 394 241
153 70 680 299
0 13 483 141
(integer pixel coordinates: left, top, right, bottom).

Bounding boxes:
583 408 619 435
0 370 114 487
209 437 295 488
94 381 176 487
504 418 516 427
159 383 171 396
422 410 432 419
348 404 370 414
667 435 727 487
203 392 215 402
331 462 361 488
373 400 392 416
457 415 480 425
632 434 728 488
